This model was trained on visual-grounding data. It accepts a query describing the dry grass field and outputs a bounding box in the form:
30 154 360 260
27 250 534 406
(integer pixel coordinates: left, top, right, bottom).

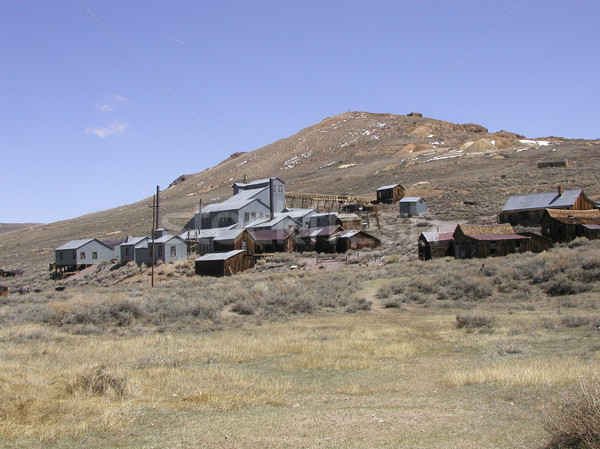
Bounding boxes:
1 238 599 448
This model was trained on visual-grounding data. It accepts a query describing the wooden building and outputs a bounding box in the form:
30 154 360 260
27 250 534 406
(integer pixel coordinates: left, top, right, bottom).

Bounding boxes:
328 230 381 253
376 184 405 204
248 229 296 253
336 213 363 230
418 231 454 260
399 197 427 217
453 224 531 259
540 209 600 243
296 225 343 253
194 250 254 277
499 187 596 226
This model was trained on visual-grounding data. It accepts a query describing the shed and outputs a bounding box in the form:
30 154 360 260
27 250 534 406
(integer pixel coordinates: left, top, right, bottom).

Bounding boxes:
499 187 596 226
376 184 405 204
194 249 254 277
399 197 427 217
328 230 381 253
336 213 363 230
540 209 600 243
249 229 296 253
453 224 531 259
297 225 344 253
418 231 454 260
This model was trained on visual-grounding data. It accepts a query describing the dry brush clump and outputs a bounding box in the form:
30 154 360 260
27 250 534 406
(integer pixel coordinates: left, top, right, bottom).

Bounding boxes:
543 377 600 449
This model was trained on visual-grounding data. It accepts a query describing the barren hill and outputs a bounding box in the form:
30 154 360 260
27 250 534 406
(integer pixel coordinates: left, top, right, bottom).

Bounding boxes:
1 111 599 273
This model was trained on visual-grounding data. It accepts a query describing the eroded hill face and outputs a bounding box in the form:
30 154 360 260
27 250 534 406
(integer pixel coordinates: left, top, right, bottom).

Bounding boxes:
1 111 599 273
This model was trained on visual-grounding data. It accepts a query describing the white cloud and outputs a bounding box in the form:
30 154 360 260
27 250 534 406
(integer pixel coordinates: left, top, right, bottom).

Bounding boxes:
85 120 130 139
97 94 130 112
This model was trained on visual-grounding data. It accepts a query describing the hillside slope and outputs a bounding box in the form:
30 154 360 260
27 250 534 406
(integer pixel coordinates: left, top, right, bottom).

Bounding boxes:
1 111 599 273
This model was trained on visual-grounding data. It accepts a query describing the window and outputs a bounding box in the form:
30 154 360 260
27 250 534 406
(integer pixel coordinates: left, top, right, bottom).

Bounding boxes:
80 252 86 259
251 212 256 219
278 185 283 192
490 242 497 256
515 241 521 253
92 252 98 260
158 246 163 257
72 251 76 259
59 252 63 260
170 246 176 257
125 247 130 256
244 212 250 222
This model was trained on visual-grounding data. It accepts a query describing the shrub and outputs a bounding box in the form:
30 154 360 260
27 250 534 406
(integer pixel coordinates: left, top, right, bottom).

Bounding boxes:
455 313 497 330
65 365 127 397
543 378 600 449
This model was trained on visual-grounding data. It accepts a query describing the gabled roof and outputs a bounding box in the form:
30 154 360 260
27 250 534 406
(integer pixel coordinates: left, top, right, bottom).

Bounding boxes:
152 234 185 244
249 229 296 242
201 188 270 213
399 196 424 203
247 214 300 230
195 249 245 262
420 231 454 243
377 184 404 191
233 177 284 189
298 225 343 238
282 208 316 218
121 236 148 247
327 230 381 243
55 238 112 251
502 189 582 212
457 224 515 236
544 208 600 225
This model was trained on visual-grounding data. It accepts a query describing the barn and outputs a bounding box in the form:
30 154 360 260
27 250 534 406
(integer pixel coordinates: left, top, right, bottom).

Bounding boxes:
376 184 405 204
453 224 531 259
540 209 600 243
194 250 254 276
399 197 427 217
418 231 454 260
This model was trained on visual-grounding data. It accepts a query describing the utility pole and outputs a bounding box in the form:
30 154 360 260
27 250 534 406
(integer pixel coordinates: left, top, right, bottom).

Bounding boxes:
155 185 160 232
197 198 202 254
149 187 159 288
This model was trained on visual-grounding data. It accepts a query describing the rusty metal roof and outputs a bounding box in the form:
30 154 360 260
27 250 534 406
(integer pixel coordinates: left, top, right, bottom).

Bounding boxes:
420 232 454 243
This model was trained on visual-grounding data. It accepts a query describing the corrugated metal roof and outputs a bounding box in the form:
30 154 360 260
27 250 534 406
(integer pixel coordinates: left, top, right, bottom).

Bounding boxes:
502 189 582 211
377 184 402 191
420 232 454 243
195 249 245 261
121 236 148 247
469 234 530 241
55 238 96 250
201 187 269 213
399 196 423 203
153 234 185 244
234 177 284 188
298 225 342 238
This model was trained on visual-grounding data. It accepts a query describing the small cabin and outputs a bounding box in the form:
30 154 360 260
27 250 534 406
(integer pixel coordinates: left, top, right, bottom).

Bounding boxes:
399 197 427 217
328 230 381 253
540 209 600 243
297 225 344 253
453 224 531 259
418 232 454 260
376 184 405 204
249 229 296 253
195 250 254 277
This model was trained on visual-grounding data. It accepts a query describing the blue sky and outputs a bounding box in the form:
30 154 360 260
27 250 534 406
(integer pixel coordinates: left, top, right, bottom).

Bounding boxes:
1 1 599 223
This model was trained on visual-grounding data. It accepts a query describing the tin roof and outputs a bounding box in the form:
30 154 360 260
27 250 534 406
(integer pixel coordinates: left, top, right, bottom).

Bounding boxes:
298 225 343 238
195 249 245 261
152 234 185 244
377 184 403 191
581 224 600 230
55 238 99 251
233 177 284 188
502 189 582 212
399 196 423 203
201 188 269 213
121 236 148 247
420 231 454 243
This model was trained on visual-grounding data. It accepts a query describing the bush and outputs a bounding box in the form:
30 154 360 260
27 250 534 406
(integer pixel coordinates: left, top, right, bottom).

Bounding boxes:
455 313 497 330
65 365 127 397
543 378 600 449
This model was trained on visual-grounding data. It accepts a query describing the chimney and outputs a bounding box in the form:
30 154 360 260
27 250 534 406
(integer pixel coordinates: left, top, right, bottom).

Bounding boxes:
558 185 564 196
269 178 275 221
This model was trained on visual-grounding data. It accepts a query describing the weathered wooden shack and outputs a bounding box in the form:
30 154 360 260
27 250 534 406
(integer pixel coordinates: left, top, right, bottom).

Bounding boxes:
418 231 454 260
328 230 381 253
499 186 597 226
249 229 296 253
194 250 254 276
453 224 531 259
540 209 600 243
517 232 554 253
297 225 344 253
376 184 405 204
399 197 427 217
336 213 363 230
